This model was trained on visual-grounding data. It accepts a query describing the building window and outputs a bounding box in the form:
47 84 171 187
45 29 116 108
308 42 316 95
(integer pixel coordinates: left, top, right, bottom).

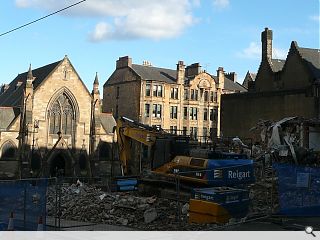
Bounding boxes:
209 91 217 102
146 83 151 96
49 93 75 135
190 107 198 120
184 89 189 100
115 105 119 118
116 86 120 99
1 141 16 159
171 88 178 99
202 127 208 142
210 108 218 121
170 126 177 134
152 104 162 118
203 127 208 137
153 84 163 97
183 127 187 136
183 107 188 120
190 127 198 139
145 104 150 117
204 91 208 102
170 106 178 119
191 89 198 100
99 142 110 159
210 128 217 138
152 125 161 130
204 108 208 121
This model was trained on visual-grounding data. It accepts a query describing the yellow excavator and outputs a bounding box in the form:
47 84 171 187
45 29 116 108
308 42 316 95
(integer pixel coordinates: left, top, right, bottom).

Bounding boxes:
115 116 254 187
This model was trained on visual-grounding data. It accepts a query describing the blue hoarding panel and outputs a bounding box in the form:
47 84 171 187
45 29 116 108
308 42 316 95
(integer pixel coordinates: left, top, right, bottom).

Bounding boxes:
273 163 320 216
0 179 47 231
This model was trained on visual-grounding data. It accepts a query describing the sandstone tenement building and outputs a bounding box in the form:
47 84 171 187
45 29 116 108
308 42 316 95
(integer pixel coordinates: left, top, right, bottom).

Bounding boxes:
103 56 246 140
0 56 116 179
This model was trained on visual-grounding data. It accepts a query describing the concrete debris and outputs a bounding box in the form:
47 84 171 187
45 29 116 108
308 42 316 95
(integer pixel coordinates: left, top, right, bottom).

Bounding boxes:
47 182 213 230
250 117 320 166
143 208 157 223
181 203 189 215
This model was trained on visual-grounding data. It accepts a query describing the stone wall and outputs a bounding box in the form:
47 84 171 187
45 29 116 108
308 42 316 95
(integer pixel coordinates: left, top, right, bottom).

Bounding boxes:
221 90 316 138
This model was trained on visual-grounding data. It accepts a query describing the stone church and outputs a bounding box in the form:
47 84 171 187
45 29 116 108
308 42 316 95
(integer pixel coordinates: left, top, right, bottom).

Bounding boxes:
0 56 116 179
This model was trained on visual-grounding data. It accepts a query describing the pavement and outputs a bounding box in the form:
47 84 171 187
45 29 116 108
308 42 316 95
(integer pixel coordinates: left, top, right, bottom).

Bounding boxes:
46 217 133 231
219 216 320 231
45 216 320 231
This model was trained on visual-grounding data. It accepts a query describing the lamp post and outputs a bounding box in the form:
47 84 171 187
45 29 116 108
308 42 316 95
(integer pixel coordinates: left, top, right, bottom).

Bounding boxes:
31 119 39 176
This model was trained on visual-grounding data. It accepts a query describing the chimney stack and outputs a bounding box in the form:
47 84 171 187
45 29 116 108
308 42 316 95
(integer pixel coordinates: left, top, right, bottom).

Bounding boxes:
261 27 273 62
176 60 185 84
116 56 132 69
185 63 201 78
217 67 225 89
225 72 237 83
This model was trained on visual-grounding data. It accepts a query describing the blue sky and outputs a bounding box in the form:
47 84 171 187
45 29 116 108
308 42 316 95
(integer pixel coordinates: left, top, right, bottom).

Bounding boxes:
0 0 319 92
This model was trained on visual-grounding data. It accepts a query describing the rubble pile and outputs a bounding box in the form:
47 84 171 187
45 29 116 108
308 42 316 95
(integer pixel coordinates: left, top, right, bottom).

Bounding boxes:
250 117 320 166
247 117 320 215
46 182 217 230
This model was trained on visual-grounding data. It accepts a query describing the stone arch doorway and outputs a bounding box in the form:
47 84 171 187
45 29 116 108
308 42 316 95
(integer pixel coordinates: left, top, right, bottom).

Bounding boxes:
50 153 71 177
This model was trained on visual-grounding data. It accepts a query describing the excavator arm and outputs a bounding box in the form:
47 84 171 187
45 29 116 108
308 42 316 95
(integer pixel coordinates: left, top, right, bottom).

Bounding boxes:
116 116 160 175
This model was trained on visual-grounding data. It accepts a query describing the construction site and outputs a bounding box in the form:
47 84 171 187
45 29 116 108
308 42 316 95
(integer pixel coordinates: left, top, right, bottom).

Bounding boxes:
0 116 319 231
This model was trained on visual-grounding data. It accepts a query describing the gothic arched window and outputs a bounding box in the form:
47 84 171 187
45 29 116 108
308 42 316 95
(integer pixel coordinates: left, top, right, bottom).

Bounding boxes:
1 141 16 159
99 142 110 160
49 93 75 135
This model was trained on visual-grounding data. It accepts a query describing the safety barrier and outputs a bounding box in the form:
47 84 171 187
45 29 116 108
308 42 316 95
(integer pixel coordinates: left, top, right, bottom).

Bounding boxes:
273 163 320 216
0 178 48 230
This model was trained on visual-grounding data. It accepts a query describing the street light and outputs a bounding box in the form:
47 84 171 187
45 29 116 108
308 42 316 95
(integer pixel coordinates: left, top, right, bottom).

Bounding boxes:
31 119 39 176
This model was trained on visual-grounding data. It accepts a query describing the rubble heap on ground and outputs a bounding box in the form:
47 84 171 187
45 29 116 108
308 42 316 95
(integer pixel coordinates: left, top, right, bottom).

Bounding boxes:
46 182 221 230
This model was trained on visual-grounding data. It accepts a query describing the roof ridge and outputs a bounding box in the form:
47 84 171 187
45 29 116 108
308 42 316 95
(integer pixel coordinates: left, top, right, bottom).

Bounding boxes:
132 63 175 71
299 46 320 51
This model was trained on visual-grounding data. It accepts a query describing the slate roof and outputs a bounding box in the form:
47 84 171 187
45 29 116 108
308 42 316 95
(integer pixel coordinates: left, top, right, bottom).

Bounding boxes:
270 59 285 72
132 64 246 92
297 46 320 79
224 77 247 92
0 107 20 130
100 113 116 134
0 60 62 107
131 64 177 84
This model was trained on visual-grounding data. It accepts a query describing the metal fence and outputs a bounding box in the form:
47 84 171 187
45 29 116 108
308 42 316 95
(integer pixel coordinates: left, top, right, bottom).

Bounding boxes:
273 163 320 216
0 178 48 231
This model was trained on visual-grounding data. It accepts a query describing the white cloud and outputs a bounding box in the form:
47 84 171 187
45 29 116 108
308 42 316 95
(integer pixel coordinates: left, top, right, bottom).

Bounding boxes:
237 42 260 59
15 0 30 8
310 15 320 22
212 0 230 9
15 0 196 41
237 42 287 59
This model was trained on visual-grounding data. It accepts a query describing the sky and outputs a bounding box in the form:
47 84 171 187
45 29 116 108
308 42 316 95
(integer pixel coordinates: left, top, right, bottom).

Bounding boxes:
0 0 319 92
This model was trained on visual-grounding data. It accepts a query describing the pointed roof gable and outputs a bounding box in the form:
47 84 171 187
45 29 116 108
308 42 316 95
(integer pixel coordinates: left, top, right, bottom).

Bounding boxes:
100 113 116 134
0 107 20 130
297 45 320 79
0 60 62 107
